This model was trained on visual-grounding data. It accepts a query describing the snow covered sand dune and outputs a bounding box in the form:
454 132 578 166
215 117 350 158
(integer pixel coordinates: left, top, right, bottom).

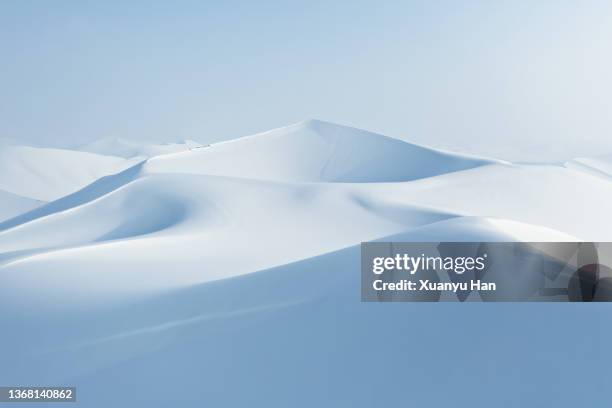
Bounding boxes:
0 189 43 223
0 216 580 356
0 143 140 223
0 160 147 231
76 137 202 158
565 154 612 179
0 218 599 407
0 121 610 314
0 121 611 406
2 161 608 302
0 173 456 304
145 119 505 182
0 144 136 202
350 163 612 241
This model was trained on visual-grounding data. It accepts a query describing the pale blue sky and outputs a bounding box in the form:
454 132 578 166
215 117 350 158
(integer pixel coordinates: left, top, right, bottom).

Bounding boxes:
1 0 611 161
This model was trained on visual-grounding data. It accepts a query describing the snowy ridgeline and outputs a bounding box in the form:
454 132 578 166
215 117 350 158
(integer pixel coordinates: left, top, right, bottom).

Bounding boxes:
0 120 611 406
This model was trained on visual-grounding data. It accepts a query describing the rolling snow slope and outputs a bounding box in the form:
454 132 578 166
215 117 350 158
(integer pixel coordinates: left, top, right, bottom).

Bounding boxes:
0 189 43 223
0 145 135 202
565 154 612 179
145 119 504 182
0 121 611 407
77 137 203 158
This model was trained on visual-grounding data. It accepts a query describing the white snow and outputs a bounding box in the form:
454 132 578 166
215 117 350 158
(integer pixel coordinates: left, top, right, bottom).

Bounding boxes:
145 119 504 182
0 145 135 202
77 137 203 158
565 154 612 179
0 189 43 223
0 120 610 406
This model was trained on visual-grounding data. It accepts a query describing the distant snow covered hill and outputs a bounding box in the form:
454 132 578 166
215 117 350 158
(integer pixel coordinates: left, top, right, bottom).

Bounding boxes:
0 189 43 223
146 119 505 182
0 120 611 407
0 145 136 202
565 154 612 179
0 134 199 223
77 137 203 158
0 144 140 222
2 119 611 300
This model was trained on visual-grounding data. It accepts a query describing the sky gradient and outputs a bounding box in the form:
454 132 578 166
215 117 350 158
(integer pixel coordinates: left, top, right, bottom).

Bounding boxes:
1 0 611 161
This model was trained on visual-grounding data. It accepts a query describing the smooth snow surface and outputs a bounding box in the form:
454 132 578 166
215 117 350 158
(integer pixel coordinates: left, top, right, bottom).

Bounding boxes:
0 189 43 223
0 145 135 201
566 154 612 179
77 137 203 158
145 119 504 182
0 121 611 407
